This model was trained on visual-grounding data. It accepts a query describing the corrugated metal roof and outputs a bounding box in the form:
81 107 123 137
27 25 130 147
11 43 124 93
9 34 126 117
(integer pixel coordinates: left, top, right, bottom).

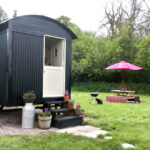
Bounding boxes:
0 15 77 39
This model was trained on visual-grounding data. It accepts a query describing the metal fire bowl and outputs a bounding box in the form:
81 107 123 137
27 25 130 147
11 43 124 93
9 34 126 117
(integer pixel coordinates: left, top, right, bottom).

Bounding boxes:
90 93 99 97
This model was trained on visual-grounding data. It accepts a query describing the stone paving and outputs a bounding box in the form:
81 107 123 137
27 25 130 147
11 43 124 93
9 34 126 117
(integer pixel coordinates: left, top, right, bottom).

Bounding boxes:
57 126 136 149
57 125 109 138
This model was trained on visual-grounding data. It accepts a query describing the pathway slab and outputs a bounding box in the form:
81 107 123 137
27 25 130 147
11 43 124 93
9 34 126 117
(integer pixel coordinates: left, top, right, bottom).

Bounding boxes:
57 125 109 138
122 143 135 149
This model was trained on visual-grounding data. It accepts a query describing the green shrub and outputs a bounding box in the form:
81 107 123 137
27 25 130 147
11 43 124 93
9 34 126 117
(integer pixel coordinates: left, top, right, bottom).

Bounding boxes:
72 82 150 94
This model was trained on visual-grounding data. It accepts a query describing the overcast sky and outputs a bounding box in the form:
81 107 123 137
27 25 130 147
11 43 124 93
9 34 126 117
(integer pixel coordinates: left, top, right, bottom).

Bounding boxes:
0 0 108 32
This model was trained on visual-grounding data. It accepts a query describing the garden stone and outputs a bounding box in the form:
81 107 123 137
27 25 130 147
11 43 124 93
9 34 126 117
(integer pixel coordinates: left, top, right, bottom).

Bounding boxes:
35 109 43 114
122 143 135 149
105 136 112 140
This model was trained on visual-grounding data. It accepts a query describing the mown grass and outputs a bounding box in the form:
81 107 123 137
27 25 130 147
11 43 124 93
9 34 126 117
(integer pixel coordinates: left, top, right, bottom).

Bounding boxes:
0 92 150 150
72 91 150 150
0 133 107 150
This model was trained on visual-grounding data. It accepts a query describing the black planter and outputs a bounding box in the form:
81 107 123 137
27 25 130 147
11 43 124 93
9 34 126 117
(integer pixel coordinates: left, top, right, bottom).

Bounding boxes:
23 98 35 103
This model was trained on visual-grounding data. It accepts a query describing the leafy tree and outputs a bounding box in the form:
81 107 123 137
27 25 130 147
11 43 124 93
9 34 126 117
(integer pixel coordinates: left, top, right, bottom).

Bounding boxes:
57 16 71 27
136 36 150 69
100 0 150 39
0 6 8 22
135 36 150 83
57 15 148 83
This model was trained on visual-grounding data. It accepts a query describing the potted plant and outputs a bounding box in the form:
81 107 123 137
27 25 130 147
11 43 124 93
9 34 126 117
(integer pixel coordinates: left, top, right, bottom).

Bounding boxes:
75 104 84 115
23 91 36 103
64 89 69 101
38 108 52 129
67 99 74 109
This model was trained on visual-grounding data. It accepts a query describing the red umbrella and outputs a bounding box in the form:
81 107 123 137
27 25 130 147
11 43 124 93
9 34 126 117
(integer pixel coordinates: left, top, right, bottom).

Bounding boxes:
105 61 143 83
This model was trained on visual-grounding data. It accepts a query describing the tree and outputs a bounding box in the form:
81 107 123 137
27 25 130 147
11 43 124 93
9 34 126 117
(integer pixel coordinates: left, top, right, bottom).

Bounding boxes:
57 15 149 83
100 0 150 39
57 16 71 27
100 1 125 40
136 36 150 69
0 6 8 22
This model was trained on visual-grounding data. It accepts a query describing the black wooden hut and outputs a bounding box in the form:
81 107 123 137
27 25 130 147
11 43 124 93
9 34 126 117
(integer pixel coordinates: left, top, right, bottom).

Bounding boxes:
0 15 77 107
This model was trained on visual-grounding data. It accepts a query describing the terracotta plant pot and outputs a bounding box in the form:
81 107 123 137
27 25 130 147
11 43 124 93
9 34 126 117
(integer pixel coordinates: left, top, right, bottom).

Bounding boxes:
75 109 85 116
67 104 74 109
64 96 69 101
38 115 52 129
75 109 80 115
23 98 35 103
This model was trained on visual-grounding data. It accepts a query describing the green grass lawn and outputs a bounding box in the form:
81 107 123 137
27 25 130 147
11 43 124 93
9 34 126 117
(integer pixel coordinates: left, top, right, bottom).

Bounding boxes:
0 92 150 150
72 92 150 150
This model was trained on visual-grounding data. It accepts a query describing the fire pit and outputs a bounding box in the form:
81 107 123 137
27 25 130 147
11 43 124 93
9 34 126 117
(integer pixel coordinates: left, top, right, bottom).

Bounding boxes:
90 93 99 104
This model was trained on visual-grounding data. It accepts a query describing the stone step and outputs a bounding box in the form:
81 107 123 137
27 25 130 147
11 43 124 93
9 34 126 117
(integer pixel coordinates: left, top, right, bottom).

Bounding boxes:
51 108 74 114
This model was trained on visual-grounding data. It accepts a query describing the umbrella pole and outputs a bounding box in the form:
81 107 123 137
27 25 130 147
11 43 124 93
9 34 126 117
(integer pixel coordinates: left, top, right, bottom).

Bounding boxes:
121 71 127 91
122 71 124 84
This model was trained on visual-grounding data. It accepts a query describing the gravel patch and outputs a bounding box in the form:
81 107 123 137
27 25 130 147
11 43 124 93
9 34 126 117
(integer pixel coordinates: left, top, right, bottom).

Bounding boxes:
0 108 58 135
0 108 109 138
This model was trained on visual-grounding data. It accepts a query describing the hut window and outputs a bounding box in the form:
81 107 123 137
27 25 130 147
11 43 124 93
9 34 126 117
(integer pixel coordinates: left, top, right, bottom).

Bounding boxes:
45 46 51 66
54 48 57 57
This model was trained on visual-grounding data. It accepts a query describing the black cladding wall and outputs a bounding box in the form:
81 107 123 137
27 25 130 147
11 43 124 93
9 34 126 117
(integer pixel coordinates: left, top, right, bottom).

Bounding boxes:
10 32 43 106
0 15 77 106
0 30 7 105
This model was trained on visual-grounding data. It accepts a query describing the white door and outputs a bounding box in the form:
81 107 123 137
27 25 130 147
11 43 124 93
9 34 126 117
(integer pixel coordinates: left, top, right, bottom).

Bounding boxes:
43 36 65 97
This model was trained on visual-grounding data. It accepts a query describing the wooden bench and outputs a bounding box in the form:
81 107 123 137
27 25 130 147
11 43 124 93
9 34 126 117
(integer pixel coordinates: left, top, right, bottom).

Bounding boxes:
106 95 140 103
127 96 140 103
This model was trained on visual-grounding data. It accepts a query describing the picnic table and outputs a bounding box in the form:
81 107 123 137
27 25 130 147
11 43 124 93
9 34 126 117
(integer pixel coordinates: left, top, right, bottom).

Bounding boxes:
111 90 135 96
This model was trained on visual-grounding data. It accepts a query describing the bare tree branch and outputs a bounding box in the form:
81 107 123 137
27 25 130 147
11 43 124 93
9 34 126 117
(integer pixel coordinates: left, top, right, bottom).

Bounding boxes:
100 0 150 38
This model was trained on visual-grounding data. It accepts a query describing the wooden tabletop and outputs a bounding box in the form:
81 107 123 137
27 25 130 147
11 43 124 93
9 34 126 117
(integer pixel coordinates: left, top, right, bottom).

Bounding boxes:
111 90 135 93
111 90 135 96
